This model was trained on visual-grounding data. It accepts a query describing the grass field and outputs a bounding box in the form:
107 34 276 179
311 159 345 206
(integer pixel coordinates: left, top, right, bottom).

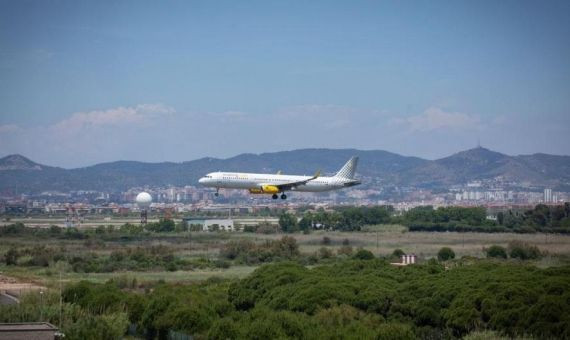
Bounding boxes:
243 227 570 258
2 217 570 289
0 264 256 288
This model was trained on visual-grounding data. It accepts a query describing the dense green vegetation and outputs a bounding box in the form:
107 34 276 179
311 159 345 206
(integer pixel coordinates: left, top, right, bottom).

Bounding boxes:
228 260 570 339
219 236 300 265
282 204 570 234
3 243 217 273
3 259 568 339
283 206 394 232
437 247 456 261
401 204 570 233
3 203 570 236
485 245 507 259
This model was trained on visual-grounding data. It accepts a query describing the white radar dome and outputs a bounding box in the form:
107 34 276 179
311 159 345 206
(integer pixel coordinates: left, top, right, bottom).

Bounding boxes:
135 192 152 209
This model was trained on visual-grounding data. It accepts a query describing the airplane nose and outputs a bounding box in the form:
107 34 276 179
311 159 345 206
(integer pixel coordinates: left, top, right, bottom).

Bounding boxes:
198 178 205 184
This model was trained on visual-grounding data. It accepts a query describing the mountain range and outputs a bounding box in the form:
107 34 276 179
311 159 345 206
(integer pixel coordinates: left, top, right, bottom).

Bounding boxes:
1 147 569 193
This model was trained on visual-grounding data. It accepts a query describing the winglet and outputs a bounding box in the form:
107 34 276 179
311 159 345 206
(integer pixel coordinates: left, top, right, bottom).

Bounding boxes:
313 170 321 178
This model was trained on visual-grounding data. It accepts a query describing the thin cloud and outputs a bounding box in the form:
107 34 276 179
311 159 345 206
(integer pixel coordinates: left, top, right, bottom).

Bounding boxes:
209 110 249 123
51 104 174 134
0 124 20 133
394 107 481 132
276 104 359 120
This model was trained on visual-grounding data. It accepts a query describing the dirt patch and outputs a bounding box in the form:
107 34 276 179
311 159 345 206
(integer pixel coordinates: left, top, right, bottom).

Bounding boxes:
0 274 46 297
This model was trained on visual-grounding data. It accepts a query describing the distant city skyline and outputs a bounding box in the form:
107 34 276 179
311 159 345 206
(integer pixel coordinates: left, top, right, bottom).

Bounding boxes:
1 1 569 167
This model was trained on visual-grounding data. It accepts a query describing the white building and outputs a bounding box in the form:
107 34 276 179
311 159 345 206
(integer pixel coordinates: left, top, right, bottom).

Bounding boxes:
184 218 235 232
400 254 417 265
544 188 553 203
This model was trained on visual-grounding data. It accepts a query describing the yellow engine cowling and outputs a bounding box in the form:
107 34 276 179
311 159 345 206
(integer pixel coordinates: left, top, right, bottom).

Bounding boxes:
249 185 280 194
261 185 280 193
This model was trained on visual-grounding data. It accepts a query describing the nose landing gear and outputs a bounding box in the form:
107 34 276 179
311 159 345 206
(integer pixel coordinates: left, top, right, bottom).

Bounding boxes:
214 188 219 197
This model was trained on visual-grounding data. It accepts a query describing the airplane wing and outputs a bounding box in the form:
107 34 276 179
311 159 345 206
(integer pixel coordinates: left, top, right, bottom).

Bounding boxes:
273 170 321 191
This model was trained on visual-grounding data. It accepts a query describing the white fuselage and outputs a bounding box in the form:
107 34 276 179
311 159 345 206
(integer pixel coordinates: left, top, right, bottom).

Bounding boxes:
198 172 359 193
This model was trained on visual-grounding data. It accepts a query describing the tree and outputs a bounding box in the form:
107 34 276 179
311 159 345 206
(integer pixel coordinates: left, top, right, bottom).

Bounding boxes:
437 247 455 261
279 212 298 233
497 212 504 225
159 219 176 232
353 249 375 260
273 236 299 258
392 249 405 258
4 248 19 265
298 217 312 232
486 245 507 259
175 220 188 232
146 219 175 233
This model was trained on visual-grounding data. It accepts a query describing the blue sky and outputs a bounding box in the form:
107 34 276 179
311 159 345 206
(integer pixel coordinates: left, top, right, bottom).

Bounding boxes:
1 0 569 167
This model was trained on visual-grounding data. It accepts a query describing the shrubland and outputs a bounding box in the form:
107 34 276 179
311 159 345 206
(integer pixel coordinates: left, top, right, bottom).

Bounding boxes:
2 259 567 339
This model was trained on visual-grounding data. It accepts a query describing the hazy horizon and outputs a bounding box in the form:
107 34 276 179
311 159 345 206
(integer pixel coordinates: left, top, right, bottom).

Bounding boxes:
1 1 569 167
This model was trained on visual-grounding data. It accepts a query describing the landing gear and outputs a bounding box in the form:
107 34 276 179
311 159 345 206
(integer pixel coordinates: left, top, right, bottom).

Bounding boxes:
214 188 219 197
280 193 287 200
272 194 278 199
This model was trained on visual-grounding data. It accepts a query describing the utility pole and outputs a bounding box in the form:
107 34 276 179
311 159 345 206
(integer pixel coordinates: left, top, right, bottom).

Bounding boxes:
39 291 44 322
59 270 63 329
376 231 379 251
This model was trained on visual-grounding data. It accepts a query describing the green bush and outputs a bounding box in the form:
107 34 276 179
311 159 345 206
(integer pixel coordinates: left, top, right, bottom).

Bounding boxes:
508 241 541 260
4 248 19 265
214 260 231 269
437 247 455 261
486 245 507 259
219 236 299 264
353 249 375 260
375 322 415 340
317 247 334 259
392 248 405 258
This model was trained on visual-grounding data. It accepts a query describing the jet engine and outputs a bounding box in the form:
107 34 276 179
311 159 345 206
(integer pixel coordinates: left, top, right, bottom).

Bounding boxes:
249 185 280 194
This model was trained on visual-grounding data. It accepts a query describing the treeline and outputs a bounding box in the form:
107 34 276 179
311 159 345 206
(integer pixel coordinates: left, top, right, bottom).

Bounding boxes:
0 220 188 239
402 204 570 233
280 206 393 232
3 259 567 339
278 204 570 234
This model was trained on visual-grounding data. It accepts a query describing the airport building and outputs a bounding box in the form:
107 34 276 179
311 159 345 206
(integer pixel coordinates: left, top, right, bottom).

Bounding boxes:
184 217 235 232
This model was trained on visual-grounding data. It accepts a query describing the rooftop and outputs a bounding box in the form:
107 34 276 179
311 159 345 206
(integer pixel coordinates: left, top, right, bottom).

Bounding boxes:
0 322 58 331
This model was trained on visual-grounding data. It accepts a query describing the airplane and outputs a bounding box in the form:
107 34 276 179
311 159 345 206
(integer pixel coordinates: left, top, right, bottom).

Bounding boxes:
198 157 360 200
